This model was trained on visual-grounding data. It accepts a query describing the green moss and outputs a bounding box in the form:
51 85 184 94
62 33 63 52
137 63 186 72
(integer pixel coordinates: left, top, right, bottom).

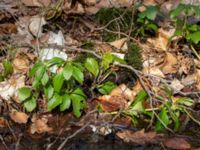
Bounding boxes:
125 43 143 70
95 7 134 42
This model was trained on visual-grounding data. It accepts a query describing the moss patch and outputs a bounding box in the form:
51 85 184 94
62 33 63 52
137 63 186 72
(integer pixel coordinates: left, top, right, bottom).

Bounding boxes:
125 43 143 70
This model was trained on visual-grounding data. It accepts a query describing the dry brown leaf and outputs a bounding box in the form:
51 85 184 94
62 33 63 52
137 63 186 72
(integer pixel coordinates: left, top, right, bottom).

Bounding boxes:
0 117 7 127
110 84 135 101
147 28 174 51
95 43 113 53
117 129 163 144
163 137 191 150
21 0 51 7
161 52 178 74
0 23 17 34
98 95 127 112
13 53 30 74
177 54 193 74
30 115 53 134
10 111 29 124
109 38 127 51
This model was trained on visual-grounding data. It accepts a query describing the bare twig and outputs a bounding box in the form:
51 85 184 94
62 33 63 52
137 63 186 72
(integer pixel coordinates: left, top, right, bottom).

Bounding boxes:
57 122 91 150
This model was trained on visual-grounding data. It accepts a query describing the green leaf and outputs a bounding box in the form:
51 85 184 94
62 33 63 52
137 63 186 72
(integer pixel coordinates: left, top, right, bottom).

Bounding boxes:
24 96 37 112
176 97 194 106
46 57 65 67
32 65 46 88
53 73 64 92
72 66 84 84
41 71 49 86
48 94 62 111
70 92 86 118
60 94 71 111
102 53 113 70
193 6 200 16
188 32 200 44
29 62 43 77
97 81 117 95
18 87 32 102
170 4 185 19
63 63 73 80
131 90 148 106
3 60 13 76
139 6 159 20
155 107 170 131
44 85 54 99
85 58 99 77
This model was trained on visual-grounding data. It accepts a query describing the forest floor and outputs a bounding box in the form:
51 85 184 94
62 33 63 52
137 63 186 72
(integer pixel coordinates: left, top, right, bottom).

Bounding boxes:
0 0 200 150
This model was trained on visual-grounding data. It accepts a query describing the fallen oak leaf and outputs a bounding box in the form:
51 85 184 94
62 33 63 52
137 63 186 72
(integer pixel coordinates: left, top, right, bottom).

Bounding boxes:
163 137 191 150
116 129 163 144
30 114 53 134
9 111 29 124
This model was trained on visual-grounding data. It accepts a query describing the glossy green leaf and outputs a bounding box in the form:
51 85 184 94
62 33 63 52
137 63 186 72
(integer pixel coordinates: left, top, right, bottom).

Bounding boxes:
85 58 99 77
72 88 87 99
46 57 65 67
188 32 200 44
53 73 64 92
18 87 32 102
97 81 117 95
32 65 46 88
63 63 73 80
48 94 62 111
29 62 43 77
41 71 49 86
70 93 86 118
44 85 54 99
102 53 113 70
155 107 169 131
24 97 37 112
72 66 84 84
131 90 148 106
60 94 71 111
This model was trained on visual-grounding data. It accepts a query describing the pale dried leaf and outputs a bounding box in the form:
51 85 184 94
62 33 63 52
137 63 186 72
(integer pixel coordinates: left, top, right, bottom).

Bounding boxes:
143 67 165 78
170 79 184 93
109 38 127 50
28 16 46 37
10 111 29 124
13 53 30 74
21 0 51 7
0 75 25 101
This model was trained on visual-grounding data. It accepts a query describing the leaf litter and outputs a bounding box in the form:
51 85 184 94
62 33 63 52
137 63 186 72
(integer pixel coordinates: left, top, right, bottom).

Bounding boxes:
0 0 200 149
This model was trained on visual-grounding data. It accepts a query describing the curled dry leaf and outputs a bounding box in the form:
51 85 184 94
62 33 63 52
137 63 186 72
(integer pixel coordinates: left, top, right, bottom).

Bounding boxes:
0 75 25 101
117 129 163 144
161 52 178 74
30 114 53 134
163 137 191 150
98 95 127 112
28 16 46 37
13 53 30 74
110 84 135 101
9 111 29 124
